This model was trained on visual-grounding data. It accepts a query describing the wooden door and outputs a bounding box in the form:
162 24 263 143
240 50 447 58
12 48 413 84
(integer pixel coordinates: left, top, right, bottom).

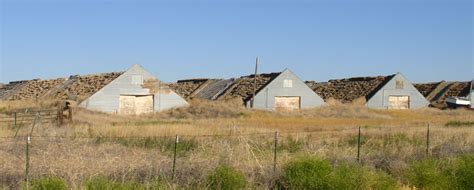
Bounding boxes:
119 95 154 115
135 95 154 115
388 96 409 109
119 96 136 115
275 96 301 111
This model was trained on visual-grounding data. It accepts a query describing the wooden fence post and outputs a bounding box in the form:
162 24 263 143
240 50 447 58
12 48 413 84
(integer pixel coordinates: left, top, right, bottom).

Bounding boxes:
172 135 179 180
273 132 278 173
357 127 361 163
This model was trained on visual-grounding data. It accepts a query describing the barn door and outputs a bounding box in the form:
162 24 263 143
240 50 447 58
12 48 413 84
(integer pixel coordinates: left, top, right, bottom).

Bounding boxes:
388 96 409 109
119 95 154 115
275 96 301 111
135 95 154 115
119 96 136 115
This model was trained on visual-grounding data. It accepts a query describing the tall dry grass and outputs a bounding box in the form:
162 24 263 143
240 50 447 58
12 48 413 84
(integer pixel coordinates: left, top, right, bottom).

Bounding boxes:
0 99 473 189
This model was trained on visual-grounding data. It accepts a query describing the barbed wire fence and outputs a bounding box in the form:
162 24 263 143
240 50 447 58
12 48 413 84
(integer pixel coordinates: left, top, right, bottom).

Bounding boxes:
0 121 462 189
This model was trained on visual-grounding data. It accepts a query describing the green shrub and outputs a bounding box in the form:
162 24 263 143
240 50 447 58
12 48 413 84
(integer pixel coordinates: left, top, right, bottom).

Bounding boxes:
84 176 145 190
451 154 474 189
283 158 398 190
206 165 246 190
30 177 67 190
330 162 398 190
404 158 452 189
283 157 332 189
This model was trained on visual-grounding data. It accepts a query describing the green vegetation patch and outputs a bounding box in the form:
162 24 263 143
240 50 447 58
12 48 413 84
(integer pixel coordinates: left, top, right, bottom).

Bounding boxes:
403 154 474 189
95 136 198 155
206 165 247 190
30 177 67 190
445 121 474 127
282 157 399 190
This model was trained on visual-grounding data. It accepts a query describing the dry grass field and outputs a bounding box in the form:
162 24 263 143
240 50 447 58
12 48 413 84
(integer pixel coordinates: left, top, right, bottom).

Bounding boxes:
0 99 473 189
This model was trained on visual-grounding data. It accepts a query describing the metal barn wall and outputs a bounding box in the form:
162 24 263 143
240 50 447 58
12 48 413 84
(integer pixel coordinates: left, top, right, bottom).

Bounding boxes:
154 92 188 112
79 65 187 113
367 73 429 109
251 69 325 110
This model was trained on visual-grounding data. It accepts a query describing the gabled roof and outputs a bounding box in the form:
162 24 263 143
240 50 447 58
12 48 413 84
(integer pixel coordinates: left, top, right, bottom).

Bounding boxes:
307 74 395 103
414 81 471 108
0 70 124 101
169 72 282 102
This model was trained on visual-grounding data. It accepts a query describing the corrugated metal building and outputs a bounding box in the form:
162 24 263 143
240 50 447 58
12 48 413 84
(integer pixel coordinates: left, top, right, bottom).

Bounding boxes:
311 73 429 109
79 64 188 114
170 69 325 111
245 69 325 111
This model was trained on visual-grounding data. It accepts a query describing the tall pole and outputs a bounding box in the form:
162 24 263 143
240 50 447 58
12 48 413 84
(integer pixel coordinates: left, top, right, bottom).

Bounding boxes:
251 57 259 108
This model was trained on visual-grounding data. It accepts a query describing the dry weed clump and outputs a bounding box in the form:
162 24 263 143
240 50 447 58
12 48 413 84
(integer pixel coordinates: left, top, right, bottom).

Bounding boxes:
153 99 248 119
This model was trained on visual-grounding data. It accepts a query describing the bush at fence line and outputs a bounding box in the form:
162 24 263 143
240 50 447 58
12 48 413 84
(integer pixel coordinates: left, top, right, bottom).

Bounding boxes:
452 154 474 190
282 157 399 190
403 154 474 190
30 177 67 190
206 165 247 190
83 176 150 190
282 157 332 189
330 162 398 190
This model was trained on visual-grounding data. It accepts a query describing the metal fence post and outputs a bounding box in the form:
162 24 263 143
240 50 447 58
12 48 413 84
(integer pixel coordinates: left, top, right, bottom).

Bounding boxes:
273 132 278 173
172 135 178 180
357 127 361 163
25 136 30 190
426 124 430 156
14 112 17 128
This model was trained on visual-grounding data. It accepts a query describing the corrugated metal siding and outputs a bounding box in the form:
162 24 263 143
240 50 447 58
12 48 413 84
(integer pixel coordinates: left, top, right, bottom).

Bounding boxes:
367 73 429 109
79 65 188 113
251 69 325 110
154 92 188 112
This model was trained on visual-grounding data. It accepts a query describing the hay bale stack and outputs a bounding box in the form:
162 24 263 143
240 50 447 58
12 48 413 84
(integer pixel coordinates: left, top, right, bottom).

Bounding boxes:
314 76 391 103
8 78 66 100
53 72 123 101
168 79 209 98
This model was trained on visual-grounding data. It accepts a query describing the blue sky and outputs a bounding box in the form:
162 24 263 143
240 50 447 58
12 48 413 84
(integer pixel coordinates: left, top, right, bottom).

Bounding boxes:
0 0 472 83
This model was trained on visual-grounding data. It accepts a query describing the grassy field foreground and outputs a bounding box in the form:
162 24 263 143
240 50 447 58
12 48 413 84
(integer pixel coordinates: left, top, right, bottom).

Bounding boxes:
0 99 473 189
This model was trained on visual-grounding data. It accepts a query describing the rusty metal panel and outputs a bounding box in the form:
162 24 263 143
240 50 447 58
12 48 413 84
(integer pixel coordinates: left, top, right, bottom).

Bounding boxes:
119 96 136 115
274 96 301 111
135 95 153 115
388 96 409 109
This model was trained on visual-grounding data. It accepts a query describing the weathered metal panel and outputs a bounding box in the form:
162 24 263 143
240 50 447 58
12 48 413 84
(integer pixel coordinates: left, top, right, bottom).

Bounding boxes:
274 96 301 111
154 91 189 112
367 73 429 109
250 69 325 110
79 64 188 113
